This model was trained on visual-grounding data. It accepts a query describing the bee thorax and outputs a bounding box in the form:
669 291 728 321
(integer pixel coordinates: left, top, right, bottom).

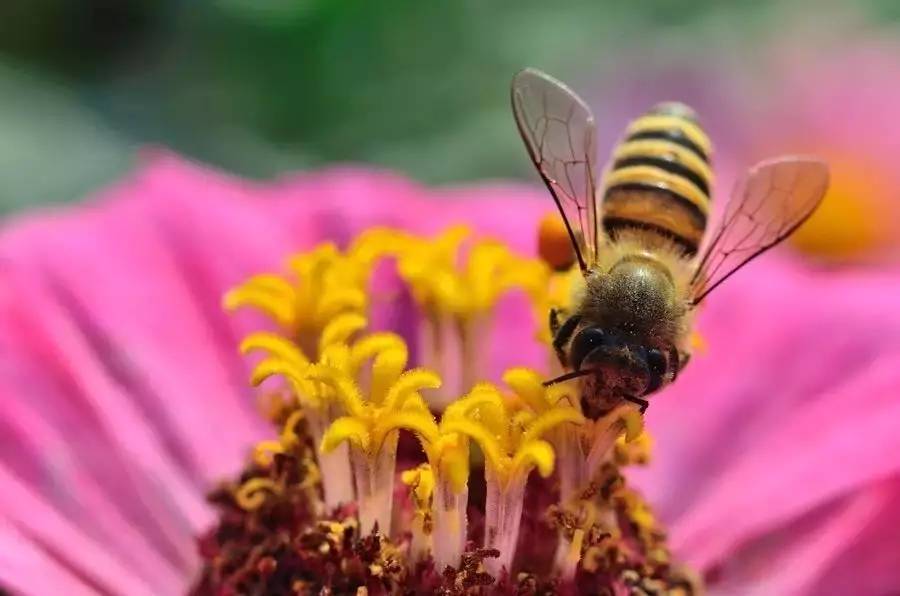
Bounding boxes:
582 258 678 338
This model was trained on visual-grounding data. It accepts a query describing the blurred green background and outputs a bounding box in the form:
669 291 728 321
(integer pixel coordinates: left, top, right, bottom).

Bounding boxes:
1 0 899 213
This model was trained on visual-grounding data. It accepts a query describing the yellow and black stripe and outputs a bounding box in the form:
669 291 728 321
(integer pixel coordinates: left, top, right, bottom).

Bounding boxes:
601 102 713 257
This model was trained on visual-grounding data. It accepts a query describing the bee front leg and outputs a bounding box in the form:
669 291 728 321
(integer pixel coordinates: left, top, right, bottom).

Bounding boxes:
550 309 580 368
623 395 649 415
548 307 563 336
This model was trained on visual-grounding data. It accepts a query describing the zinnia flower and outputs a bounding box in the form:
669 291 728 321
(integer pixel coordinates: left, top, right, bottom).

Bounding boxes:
1 152 898 595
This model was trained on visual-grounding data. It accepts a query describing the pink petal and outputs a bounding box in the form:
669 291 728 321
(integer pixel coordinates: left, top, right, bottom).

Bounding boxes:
0 466 165 596
0 265 209 567
4 206 264 481
426 183 549 252
672 354 900 568
0 522 99 596
1 384 186 586
266 167 430 243
485 292 547 379
770 40 900 164
266 167 550 251
627 256 900 593
706 478 900 595
805 478 900 595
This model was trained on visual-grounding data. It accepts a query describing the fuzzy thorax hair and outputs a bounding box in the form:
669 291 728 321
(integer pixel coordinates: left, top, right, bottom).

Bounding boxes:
569 230 696 352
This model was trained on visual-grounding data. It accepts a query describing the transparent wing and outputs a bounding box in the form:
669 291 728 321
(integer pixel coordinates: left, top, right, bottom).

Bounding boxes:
690 156 829 304
511 67 600 270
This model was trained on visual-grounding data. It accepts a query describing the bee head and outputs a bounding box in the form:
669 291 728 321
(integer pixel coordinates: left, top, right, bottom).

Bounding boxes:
569 326 674 399
572 256 685 403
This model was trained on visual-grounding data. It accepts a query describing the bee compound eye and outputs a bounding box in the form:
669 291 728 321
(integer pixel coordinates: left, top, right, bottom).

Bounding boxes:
646 348 667 376
570 327 607 371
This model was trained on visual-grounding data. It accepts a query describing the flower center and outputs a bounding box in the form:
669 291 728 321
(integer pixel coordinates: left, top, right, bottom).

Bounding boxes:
195 223 702 594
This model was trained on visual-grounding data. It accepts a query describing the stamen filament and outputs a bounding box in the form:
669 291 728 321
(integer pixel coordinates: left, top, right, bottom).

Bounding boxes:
458 317 487 400
432 474 469 572
442 377 583 577
562 528 585 581
585 406 643 478
307 409 356 508
483 467 527 577
348 432 398 535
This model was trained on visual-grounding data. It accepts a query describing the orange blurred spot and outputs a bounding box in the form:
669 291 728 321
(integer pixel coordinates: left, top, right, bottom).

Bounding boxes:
790 155 895 262
538 213 576 271
689 331 707 355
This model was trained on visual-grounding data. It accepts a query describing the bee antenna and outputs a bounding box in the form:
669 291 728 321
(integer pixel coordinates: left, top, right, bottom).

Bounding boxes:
542 369 592 386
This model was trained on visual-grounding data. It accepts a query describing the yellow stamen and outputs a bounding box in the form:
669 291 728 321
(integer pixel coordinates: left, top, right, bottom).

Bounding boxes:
401 464 435 511
615 406 644 443
223 285 296 329
240 332 310 368
348 333 407 373
565 528 586 570
321 417 371 453
250 358 320 409
349 227 410 263
252 440 285 468
381 369 442 412
223 224 672 581
225 240 382 366
315 287 368 325
510 439 556 479
503 367 580 412
241 273 296 297
616 429 653 466
502 368 547 412
234 477 282 510
303 364 368 418
521 407 586 445
370 350 407 407
251 409 308 467
309 333 443 459
319 313 368 353
395 226 549 322
444 382 506 421
441 377 583 489
279 409 306 448
377 409 441 448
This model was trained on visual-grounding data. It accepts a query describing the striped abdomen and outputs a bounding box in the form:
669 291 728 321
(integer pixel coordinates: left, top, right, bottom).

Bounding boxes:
601 102 713 257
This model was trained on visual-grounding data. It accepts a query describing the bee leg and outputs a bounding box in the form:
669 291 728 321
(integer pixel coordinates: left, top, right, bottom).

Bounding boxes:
623 395 649 415
550 310 581 367
548 307 564 335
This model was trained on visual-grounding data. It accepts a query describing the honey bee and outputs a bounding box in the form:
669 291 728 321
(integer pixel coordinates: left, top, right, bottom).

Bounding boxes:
511 68 829 419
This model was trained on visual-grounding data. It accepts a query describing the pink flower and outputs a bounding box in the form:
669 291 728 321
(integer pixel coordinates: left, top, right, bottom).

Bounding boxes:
0 153 898 594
